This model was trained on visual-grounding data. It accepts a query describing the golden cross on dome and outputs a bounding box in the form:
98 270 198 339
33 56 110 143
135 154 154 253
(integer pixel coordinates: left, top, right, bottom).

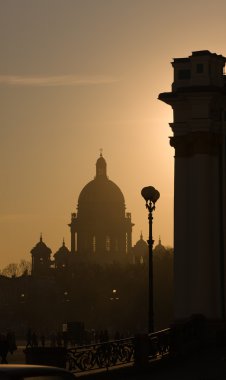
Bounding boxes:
100 148 103 156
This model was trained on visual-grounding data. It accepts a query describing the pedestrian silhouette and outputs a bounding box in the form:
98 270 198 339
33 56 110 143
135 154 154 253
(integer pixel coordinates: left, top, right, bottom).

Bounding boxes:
0 333 9 363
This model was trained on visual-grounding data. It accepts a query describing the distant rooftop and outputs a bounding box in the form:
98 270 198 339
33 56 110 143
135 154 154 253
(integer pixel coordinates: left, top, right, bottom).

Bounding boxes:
173 50 226 63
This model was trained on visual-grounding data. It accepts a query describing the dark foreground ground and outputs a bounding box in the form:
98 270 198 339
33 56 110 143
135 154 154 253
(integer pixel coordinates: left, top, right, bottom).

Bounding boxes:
6 343 226 380
79 347 226 380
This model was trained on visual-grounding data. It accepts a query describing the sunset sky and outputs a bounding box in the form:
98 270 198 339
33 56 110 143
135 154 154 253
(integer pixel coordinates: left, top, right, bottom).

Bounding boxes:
1 0 226 268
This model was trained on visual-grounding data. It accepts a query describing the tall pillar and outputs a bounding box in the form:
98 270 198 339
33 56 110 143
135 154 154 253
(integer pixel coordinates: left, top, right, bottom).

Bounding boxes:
69 213 77 254
126 212 133 254
159 50 226 320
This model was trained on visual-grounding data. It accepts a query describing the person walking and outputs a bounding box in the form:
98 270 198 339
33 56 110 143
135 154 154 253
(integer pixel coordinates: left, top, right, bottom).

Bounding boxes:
0 333 9 363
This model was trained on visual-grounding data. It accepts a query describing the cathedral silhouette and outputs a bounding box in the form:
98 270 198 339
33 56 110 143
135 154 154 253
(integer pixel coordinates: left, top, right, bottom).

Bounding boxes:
69 153 133 262
31 153 140 275
0 153 172 336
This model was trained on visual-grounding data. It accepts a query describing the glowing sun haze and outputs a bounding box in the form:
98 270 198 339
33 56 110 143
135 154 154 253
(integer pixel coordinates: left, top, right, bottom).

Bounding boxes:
1 0 226 267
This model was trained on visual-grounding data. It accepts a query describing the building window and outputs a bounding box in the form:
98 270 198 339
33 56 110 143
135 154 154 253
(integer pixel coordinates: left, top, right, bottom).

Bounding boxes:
92 236 96 253
125 233 128 253
178 69 191 80
75 232 78 252
196 63 204 73
106 236 110 252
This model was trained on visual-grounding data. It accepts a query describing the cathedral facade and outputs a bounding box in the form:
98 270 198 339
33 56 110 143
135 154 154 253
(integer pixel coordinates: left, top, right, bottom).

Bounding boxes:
0 154 173 335
32 153 134 274
69 153 134 264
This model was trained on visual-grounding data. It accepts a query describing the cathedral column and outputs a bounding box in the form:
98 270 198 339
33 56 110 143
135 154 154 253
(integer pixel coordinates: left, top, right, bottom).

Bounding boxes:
69 213 77 254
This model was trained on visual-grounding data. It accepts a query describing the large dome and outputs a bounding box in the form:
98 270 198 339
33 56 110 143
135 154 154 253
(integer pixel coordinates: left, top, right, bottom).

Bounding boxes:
77 153 125 206
69 153 133 260
78 178 125 205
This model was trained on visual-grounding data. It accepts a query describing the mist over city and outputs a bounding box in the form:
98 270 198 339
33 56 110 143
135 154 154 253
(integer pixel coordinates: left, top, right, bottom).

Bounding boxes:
1 1 226 378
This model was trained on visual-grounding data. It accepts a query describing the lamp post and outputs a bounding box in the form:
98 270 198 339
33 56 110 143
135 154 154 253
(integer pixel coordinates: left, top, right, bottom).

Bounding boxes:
141 186 160 333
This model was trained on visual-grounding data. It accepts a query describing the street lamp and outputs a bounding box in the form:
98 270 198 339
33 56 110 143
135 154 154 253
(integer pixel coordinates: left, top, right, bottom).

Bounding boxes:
141 186 160 333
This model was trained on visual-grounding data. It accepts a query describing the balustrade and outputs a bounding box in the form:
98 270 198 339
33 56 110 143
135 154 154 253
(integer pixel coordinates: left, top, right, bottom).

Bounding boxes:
66 329 171 373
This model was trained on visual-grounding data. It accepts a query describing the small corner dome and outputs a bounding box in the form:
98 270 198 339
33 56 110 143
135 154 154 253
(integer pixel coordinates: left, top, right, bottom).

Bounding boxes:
154 237 167 255
54 241 70 257
133 233 148 255
30 235 52 256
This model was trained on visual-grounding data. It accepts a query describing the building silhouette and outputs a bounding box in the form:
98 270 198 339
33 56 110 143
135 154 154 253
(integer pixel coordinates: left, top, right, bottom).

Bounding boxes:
0 153 173 335
30 153 134 272
69 153 134 264
132 233 148 264
159 50 226 321
154 237 167 256
31 235 52 277
29 153 173 275
54 239 70 270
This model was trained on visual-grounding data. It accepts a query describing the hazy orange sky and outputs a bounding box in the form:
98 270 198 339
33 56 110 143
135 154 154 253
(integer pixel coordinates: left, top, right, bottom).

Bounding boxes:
1 0 226 268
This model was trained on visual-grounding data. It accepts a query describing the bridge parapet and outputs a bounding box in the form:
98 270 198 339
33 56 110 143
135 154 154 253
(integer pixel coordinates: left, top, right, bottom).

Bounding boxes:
66 337 135 372
66 329 171 373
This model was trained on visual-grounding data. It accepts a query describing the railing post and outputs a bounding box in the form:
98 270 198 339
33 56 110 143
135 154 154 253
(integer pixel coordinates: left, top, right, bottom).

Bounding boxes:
134 334 149 369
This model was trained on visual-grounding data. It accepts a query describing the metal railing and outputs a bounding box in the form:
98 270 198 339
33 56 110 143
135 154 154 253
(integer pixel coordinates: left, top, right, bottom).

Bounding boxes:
67 337 135 372
66 328 171 373
148 328 171 360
